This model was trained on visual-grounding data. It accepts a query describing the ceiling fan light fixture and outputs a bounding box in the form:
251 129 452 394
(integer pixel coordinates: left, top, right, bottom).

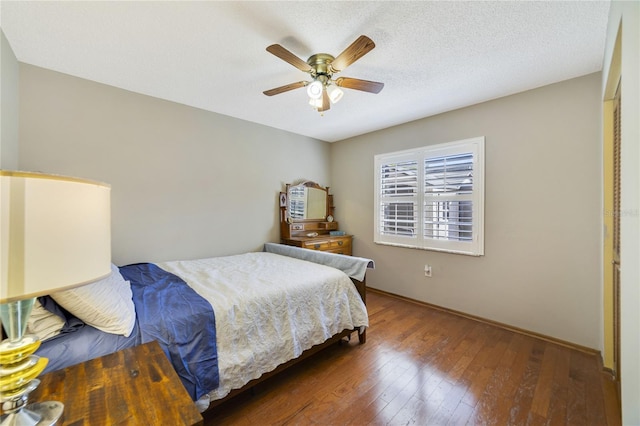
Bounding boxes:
264 35 383 113
306 80 323 99
327 85 344 104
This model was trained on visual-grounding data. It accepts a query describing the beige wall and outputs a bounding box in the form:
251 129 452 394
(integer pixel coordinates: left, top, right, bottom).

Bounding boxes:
16 52 619 400
331 73 602 350
1 30 19 169
18 64 331 265
602 1 640 423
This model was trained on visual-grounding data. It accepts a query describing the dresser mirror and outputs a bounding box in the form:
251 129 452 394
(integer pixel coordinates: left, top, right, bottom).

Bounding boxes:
280 181 352 255
287 181 329 221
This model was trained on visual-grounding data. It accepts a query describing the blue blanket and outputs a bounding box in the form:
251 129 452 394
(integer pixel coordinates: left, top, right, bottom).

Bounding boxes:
37 263 219 400
119 263 219 400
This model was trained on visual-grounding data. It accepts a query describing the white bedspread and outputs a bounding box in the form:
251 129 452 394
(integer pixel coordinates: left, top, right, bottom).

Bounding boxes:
157 252 369 401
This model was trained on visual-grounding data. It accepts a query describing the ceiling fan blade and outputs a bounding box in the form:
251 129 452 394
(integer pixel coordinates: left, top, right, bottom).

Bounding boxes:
263 81 307 96
335 77 384 94
266 44 313 73
330 35 376 72
318 89 330 112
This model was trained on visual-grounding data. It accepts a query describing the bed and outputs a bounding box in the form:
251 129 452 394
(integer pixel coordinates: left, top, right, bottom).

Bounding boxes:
32 243 372 411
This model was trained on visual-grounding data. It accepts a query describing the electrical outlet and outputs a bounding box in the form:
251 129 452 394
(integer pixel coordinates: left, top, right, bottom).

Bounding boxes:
424 264 432 277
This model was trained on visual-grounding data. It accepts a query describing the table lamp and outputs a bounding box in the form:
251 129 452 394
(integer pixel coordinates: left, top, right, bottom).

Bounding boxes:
0 171 111 426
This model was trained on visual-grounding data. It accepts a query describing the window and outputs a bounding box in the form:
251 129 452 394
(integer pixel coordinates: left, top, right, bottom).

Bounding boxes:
374 137 485 256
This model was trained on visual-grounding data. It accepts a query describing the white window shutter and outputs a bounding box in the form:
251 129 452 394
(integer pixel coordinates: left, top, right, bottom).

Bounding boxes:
374 137 484 256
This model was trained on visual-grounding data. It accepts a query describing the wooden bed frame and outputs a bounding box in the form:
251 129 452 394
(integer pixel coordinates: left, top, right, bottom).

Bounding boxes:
207 276 367 410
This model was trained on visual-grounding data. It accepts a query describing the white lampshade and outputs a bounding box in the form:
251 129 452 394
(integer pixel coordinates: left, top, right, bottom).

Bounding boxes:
327 86 344 104
306 80 323 99
309 97 323 109
0 171 112 303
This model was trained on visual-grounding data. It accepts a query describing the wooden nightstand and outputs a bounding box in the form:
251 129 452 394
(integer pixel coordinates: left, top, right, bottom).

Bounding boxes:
30 341 203 425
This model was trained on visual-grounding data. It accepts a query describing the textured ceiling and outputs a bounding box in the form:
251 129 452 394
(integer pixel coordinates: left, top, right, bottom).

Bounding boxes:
1 1 610 142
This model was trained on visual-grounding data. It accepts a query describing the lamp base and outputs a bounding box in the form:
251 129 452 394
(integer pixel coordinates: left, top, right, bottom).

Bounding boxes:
0 401 63 426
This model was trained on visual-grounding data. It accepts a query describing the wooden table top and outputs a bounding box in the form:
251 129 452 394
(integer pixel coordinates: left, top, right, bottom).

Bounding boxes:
30 340 203 425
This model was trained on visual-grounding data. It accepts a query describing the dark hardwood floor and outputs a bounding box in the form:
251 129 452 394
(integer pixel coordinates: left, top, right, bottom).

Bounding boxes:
204 290 621 425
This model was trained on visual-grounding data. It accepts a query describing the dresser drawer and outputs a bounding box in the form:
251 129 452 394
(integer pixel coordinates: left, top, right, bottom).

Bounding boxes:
325 246 351 255
329 238 350 249
302 240 331 251
330 237 352 255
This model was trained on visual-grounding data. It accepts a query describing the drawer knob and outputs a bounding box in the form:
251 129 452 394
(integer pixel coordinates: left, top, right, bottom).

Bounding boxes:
338 241 343 246
314 244 321 249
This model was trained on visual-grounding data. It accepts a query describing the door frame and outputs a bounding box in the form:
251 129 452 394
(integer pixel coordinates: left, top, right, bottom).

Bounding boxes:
602 25 622 383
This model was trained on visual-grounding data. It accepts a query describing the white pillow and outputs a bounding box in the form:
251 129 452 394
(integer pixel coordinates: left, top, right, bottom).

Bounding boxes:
26 299 66 341
51 264 136 337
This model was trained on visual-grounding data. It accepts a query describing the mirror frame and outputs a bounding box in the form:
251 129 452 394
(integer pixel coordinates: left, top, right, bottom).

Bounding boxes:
285 181 330 222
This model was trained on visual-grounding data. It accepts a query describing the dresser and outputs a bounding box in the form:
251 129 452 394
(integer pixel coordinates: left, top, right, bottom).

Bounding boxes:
280 181 352 256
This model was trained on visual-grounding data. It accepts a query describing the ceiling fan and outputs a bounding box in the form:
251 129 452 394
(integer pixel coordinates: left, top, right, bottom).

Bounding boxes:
263 35 384 113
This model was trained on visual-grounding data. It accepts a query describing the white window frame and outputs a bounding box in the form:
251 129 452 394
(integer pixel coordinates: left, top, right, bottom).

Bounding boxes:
374 136 485 256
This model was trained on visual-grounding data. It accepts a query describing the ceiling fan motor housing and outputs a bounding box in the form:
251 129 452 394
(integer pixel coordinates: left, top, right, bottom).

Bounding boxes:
307 54 335 78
